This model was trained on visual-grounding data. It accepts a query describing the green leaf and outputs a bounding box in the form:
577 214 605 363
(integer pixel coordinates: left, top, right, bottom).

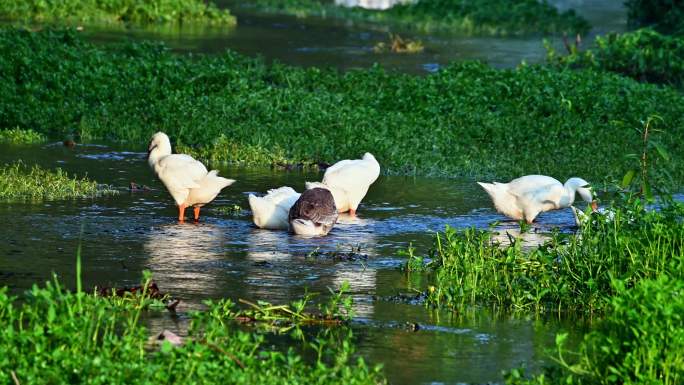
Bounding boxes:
621 169 636 188
652 142 670 162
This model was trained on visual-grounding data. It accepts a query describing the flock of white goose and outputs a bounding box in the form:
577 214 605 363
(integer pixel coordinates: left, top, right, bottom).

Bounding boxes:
147 132 597 235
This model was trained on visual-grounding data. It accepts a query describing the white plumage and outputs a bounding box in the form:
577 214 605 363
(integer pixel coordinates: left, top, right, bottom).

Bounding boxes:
147 132 235 222
248 186 301 230
305 152 380 215
477 175 594 224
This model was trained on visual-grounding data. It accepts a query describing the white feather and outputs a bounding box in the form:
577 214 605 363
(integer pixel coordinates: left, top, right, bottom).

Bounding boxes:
148 132 235 208
478 175 593 223
307 152 380 213
248 186 301 230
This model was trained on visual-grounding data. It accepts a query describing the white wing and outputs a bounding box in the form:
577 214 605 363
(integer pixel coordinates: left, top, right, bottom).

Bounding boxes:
156 154 208 191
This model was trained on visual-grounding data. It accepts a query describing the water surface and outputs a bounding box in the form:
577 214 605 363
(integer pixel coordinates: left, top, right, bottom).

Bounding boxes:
0 142 591 384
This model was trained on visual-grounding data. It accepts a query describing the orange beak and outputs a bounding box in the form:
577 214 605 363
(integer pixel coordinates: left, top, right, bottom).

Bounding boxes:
591 201 599 212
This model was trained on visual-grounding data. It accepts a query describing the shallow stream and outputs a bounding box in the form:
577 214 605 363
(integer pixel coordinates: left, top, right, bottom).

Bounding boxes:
0 142 591 384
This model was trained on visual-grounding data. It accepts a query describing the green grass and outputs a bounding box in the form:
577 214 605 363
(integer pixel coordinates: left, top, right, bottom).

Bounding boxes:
406 197 684 314
507 276 684 385
547 28 684 87
0 277 385 385
2 28 684 186
237 0 590 36
0 161 118 201
0 127 46 144
0 0 236 26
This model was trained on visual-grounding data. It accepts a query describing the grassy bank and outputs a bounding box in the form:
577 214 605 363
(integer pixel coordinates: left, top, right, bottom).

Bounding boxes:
237 0 589 36
0 0 235 26
547 28 684 87
1 28 684 185
507 276 684 385
0 161 118 201
406 197 684 314
0 127 46 144
0 277 384 384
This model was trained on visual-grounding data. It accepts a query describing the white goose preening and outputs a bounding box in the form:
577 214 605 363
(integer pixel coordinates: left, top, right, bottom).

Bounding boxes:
248 186 301 230
478 175 596 224
147 132 235 222
305 152 380 216
288 187 338 236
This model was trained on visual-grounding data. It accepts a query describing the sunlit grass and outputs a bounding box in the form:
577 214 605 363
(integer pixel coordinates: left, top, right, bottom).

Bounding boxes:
407 197 684 314
0 275 384 384
3 29 684 186
0 0 236 26
0 128 46 144
0 161 118 201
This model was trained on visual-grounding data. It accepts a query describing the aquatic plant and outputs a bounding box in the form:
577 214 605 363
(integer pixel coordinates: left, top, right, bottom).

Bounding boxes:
0 277 385 385
238 0 590 36
0 161 118 201
2 28 684 186
408 197 684 314
0 0 236 25
625 0 684 35
507 276 684 385
0 127 46 144
546 28 684 87
372 33 424 53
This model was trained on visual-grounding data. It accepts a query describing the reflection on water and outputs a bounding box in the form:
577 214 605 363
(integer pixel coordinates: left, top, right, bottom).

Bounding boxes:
144 223 230 301
335 0 413 10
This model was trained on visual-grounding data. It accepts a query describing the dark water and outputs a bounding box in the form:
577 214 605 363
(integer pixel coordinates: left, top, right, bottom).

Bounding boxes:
0 142 590 384
74 0 625 73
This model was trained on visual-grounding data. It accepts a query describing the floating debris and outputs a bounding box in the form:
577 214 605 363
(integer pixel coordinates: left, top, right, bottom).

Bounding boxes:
373 33 424 54
149 330 184 347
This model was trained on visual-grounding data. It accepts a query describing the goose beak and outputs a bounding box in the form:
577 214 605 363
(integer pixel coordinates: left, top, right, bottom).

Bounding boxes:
591 201 599 212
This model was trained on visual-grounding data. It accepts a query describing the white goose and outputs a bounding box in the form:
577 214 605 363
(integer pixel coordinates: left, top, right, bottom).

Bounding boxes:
305 152 380 215
147 132 235 222
248 186 301 230
478 175 596 224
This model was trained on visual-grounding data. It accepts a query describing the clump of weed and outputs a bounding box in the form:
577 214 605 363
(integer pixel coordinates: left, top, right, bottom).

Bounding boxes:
0 161 118 201
408 197 684 314
546 28 684 87
0 276 385 384
507 276 684 385
0 127 46 144
373 33 424 54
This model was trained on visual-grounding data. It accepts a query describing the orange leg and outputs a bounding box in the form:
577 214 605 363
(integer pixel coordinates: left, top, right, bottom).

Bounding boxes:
349 208 356 216
193 206 201 222
178 204 187 223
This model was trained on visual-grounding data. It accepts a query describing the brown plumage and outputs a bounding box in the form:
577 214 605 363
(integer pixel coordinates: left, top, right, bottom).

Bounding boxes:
288 188 338 236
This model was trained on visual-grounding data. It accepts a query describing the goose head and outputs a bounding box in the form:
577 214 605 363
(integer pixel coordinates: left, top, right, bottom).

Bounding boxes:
147 132 172 167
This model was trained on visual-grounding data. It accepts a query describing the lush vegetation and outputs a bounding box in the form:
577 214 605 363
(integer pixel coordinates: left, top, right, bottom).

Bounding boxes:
2 28 684 185
507 276 684 385
0 161 118 201
0 127 46 144
0 0 236 26
625 0 684 35
547 28 684 87
0 277 384 384
238 0 589 36
406 197 684 314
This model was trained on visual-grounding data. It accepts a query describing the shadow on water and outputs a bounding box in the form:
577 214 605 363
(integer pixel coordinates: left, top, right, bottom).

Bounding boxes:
0 142 597 384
